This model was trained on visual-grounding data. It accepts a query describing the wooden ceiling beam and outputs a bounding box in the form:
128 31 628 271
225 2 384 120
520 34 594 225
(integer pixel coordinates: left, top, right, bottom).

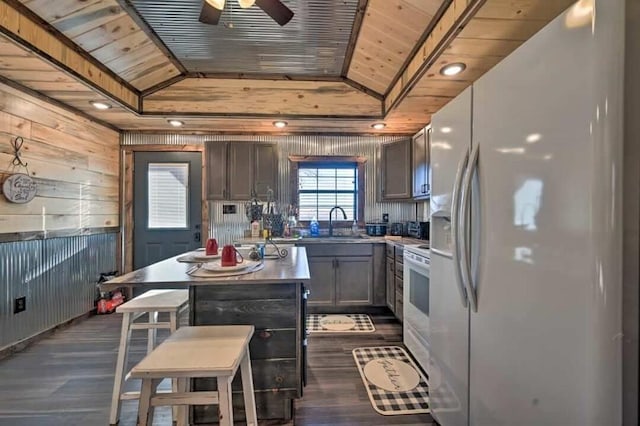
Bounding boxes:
0 0 140 112
341 0 369 76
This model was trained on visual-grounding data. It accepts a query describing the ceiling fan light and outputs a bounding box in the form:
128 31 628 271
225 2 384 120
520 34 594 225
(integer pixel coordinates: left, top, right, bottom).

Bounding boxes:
238 0 256 8
206 0 225 10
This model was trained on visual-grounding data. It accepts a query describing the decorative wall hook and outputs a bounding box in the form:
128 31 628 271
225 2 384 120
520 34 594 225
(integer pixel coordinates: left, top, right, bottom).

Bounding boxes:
11 137 29 169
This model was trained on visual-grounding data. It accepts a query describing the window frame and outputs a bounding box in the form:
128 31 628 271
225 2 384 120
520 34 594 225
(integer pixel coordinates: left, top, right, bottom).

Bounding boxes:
289 155 366 226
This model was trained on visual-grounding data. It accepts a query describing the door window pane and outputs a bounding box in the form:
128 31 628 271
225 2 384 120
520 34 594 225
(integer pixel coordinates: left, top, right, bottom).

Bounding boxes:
148 163 189 229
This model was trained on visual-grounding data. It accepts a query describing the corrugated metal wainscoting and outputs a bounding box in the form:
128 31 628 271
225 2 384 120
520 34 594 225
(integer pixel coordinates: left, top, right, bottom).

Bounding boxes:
0 233 117 350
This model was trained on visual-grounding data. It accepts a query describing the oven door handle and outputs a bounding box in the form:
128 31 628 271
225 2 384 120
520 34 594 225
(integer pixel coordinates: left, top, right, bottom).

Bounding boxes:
459 143 478 312
451 148 469 308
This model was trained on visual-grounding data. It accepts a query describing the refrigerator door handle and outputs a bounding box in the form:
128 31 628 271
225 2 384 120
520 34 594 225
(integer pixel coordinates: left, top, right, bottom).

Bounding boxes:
459 143 479 312
451 148 470 308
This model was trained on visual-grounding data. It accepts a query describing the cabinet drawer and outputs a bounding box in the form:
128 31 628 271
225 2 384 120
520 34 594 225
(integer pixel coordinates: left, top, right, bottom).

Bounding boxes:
386 244 395 258
195 358 298 393
395 262 404 279
395 290 404 321
395 246 404 262
302 243 373 257
250 329 297 360
193 298 297 329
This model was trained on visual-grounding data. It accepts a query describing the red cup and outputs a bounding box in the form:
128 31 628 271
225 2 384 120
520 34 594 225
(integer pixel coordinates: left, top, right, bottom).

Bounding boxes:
206 238 218 256
221 245 244 267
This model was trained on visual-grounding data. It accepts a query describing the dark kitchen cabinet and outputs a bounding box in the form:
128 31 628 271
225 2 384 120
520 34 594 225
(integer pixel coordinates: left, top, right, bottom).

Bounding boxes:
385 242 404 322
335 256 373 306
300 243 375 309
412 127 431 199
306 257 335 307
205 141 228 200
206 141 278 200
386 253 395 312
380 138 412 200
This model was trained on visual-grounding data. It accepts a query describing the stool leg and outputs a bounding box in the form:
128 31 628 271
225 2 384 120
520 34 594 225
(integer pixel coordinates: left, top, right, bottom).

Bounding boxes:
137 378 159 426
240 349 258 426
217 376 234 426
109 312 132 425
176 377 189 426
169 311 179 422
147 311 158 354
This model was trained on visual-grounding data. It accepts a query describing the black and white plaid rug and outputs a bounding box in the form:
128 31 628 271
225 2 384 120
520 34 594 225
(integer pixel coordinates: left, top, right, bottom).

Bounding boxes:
307 314 375 333
352 346 430 415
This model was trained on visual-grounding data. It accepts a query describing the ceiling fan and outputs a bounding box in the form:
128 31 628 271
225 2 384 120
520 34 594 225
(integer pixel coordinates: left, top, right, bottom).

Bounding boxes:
199 0 294 26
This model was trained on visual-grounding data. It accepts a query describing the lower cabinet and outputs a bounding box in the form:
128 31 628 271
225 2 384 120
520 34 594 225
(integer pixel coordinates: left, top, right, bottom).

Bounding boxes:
386 255 395 312
336 256 373 305
306 257 335 307
190 283 305 423
301 243 377 308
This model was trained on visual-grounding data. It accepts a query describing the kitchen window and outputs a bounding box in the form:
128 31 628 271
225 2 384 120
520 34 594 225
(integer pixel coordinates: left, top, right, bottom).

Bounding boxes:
289 155 366 224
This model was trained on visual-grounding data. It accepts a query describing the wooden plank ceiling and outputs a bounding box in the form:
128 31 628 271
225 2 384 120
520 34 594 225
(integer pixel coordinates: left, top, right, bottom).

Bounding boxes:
0 0 578 134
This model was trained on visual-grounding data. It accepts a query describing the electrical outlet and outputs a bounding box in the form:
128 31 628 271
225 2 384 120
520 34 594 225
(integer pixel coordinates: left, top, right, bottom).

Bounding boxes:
222 204 237 214
14 296 26 314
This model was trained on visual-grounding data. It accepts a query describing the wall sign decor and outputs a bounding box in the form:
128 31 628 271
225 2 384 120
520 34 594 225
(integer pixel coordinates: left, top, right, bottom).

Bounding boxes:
2 137 37 204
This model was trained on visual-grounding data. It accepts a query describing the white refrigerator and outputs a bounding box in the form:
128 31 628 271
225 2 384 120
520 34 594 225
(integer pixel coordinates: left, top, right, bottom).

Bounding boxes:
428 0 624 425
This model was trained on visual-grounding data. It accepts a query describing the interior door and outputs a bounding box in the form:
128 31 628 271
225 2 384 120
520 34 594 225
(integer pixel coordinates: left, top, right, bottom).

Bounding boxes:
134 151 202 269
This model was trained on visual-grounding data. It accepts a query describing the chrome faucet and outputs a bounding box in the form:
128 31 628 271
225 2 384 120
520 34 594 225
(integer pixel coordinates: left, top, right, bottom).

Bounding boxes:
328 206 347 237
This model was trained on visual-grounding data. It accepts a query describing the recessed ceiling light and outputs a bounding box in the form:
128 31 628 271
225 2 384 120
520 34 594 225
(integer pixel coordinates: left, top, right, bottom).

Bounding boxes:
440 63 466 77
238 0 255 8
526 133 542 143
371 123 386 130
441 127 452 134
273 121 288 128
168 119 184 127
90 101 111 110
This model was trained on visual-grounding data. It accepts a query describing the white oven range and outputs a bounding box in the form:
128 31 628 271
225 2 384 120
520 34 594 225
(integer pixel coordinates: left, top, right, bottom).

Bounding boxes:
403 244 431 372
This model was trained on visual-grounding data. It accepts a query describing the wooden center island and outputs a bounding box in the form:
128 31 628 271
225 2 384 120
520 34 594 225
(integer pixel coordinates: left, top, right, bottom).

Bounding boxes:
101 247 311 424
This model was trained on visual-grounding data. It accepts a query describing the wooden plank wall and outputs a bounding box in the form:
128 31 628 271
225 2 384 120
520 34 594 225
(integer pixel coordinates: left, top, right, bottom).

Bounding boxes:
0 82 120 236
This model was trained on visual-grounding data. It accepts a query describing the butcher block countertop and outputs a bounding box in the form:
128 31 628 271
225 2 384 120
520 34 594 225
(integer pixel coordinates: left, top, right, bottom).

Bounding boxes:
100 247 310 291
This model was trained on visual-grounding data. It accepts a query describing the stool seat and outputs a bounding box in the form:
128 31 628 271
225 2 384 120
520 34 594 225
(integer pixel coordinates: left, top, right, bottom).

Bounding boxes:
131 325 253 379
132 325 257 426
109 289 189 425
116 289 188 313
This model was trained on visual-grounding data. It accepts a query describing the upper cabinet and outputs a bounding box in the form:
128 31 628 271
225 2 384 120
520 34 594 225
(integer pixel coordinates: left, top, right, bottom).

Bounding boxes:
380 138 412 200
412 126 431 199
206 142 278 200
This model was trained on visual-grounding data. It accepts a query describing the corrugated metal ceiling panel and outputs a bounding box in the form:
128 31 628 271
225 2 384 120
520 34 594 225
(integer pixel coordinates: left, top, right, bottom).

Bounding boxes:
129 0 360 75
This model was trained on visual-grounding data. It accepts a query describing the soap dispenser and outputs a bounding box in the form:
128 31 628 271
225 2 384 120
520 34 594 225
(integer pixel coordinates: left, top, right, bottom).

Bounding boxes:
310 217 320 237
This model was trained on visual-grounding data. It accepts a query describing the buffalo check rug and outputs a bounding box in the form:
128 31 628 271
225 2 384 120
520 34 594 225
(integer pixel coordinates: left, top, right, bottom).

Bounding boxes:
352 346 430 415
307 314 375 333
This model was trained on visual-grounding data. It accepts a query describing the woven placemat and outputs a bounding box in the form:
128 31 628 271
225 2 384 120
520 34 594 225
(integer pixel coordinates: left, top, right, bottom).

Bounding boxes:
307 314 375 333
352 346 430 415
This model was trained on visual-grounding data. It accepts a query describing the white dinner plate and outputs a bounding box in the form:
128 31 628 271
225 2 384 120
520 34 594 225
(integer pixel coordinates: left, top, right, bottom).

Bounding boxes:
202 259 260 272
192 252 221 261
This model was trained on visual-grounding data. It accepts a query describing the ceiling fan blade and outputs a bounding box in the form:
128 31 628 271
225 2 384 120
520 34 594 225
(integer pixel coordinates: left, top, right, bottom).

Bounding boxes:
255 0 294 26
199 1 223 25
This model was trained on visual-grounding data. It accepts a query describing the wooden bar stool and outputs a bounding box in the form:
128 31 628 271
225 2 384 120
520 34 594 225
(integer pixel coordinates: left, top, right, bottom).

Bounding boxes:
109 289 189 425
131 325 257 426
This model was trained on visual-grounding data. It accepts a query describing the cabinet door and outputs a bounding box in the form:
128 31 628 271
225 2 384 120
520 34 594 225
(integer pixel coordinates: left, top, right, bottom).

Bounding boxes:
395 276 403 321
380 138 412 200
412 129 428 198
306 257 335 306
205 141 228 200
386 257 395 312
254 143 278 199
335 256 373 305
228 142 254 200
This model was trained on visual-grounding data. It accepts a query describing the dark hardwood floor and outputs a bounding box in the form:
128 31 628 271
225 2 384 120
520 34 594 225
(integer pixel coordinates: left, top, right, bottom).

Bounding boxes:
0 312 435 426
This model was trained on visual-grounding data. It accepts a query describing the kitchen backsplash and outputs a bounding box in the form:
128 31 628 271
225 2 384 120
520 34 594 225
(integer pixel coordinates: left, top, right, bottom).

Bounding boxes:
122 133 427 245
